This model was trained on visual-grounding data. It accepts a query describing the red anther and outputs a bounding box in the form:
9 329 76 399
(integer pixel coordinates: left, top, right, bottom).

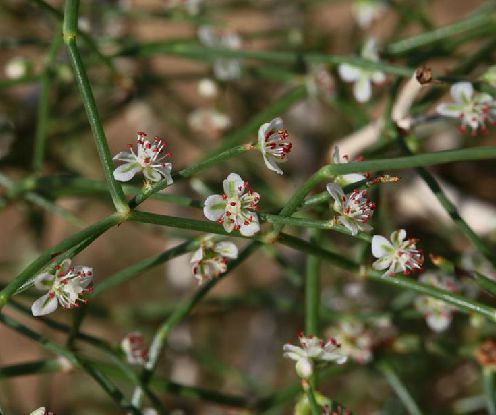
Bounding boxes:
244 181 249 188
244 220 249 225
137 131 147 136
226 211 231 216
297 330 304 337
49 292 55 299
230 201 237 206
165 152 172 157
127 143 133 148
54 265 61 270
235 225 240 230
222 194 227 200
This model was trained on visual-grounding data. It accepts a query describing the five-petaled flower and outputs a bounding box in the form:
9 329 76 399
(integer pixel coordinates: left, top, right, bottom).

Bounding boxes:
31 259 93 317
191 237 238 284
338 38 386 103
30 408 54 415
332 146 368 186
283 332 347 379
436 82 496 136
327 183 375 235
121 332 149 366
203 173 260 236
113 131 173 184
415 273 460 332
198 26 242 81
258 117 293 175
371 229 424 276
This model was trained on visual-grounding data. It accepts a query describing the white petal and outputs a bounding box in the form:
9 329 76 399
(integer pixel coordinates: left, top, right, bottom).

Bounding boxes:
338 64 361 82
371 71 386 84
371 235 393 258
30 408 48 415
144 167 162 182
34 273 54 290
354 76 372 103
113 151 135 162
258 122 270 148
203 194 226 221
190 247 204 263
426 312 452 332
213 59 241 81
156 163 173 185
198 26 216 46
436 103 463 118
263 153 284 175
339 216 359 236
239 217 260 236
295 357 313 379
390 229 406 245
372 256 392 271
340 173 367 185
223 173 244 197
31 293 58 316
326 182 345 204
451 82 473 103
113 162 141 182
214 241 238 259
268 117 284 131
332 146 341 164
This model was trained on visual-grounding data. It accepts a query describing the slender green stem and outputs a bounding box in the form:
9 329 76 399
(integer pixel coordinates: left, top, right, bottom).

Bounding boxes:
304 382 322 415
63 0 128 212
0 359 63 378
33 31 62 173
378 361 423 415
131 242 260 407
483 367 496 415
0 214 121 310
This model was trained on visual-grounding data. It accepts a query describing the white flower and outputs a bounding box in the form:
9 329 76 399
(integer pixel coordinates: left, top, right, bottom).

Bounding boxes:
415 273 460 332
30 408 54 415
351 0 387 29
283 332 347 379
188 108 231 137
165 0 202 15
121 332 149 366
257 117 293 175
332 146 368 186
371 229 424 276
31 259 93 317
338 38 386 103
327 183 375 235
326 319 373 364
203 173 260 236
198 26 242 81
481 66 496 88
191 237 238 284
113 131 173 183
197 78 219 98
5 57 31 79
306 64 335 99
436 82 496 136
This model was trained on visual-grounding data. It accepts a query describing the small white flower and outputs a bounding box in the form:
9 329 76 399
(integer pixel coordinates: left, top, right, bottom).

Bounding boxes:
371 229 424 276
415 273 460 332
31 259 93 317
191 237 238 284
198 26 242 81
188 108 231 137
121 332 149 366
257 117 293 175
5 57 31 79
30 408 54 415
326 319 373 364
113 131 173 183
306 64 335 99
327 183 375 235
481 66 496 88
351 0 387 29
197 78 219 98
283 332 347 379
332 146 368 186
203 173 260 236
436 82 496 136
338 38 386 103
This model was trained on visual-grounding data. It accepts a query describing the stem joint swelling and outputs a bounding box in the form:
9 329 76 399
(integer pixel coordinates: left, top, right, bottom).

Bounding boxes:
63 32 77 44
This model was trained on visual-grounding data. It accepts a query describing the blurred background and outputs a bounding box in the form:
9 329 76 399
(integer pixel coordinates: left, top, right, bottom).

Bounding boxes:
1 0 496 414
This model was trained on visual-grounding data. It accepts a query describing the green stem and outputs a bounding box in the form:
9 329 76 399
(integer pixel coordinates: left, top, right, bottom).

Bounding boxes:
0 359 63 378
483 367 496 415
0 214 121 311
63 0 128 212
33 31 62 173
131 242 260 407
304 382 322 415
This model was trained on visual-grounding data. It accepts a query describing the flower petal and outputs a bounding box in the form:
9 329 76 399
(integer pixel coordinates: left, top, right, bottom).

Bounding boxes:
372 256 392 271
371 235 393 258
113 151 135 162
390 229 406 245
113 162 141 182
263 153 284 175
203 194 225 221
436 103 463 119
426 312 452 332
34 273 54 290
451 81 473 103
144 167 162 182
338 63 361 82
31 293 58 316
295 357 313 379
353 76 372 103
240 217 260 236
326 182 345 204
223 173 244 197
214 241 238 259
371 71 386 84
213 59 241 81
191 247 204 263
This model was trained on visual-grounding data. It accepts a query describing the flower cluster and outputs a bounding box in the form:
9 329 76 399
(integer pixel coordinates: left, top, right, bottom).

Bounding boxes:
371 229 424 276
415 273 460 332
283 332 347 379
113 131 173 184
338 38 386 103
436 82 496 136
31 259 93 317
203 173 260 236
258 117 293 175
198 26 242 81
191 237 238 284
121 332 149 366
327 183 375 235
